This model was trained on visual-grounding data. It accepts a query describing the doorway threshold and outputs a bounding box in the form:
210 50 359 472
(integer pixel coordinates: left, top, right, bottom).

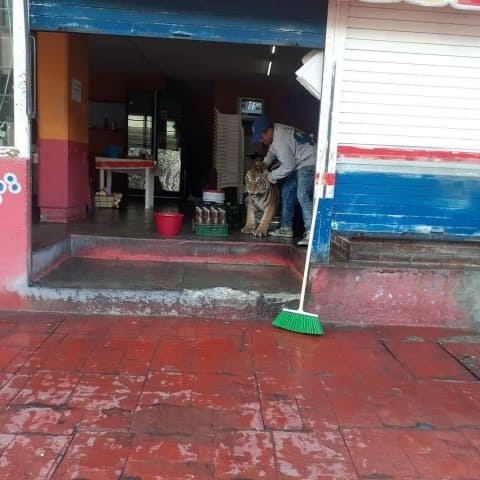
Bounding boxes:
29 233 304 319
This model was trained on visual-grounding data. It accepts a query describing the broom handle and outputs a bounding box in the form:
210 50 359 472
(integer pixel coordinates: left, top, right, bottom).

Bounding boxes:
298 192 320 311
298 63 336 311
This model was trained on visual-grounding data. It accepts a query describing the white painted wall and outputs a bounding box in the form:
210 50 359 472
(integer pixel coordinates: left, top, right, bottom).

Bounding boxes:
0 0 30 158
336 1 480 152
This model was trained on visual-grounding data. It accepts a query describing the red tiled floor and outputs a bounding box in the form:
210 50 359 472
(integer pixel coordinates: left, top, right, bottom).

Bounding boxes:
326 390 383 428
1 434 70 480
13 370 79 406
213 402 264 431
140 371 195 406
0 433 15 454
0 374 30 411
0 347 25 370
51 431 131 479
82 346 126 374
262 396 304 430
132 403 215 435
397 429 480 479
115 337 159 375
150 337 196 372
69 373 144 431
274 430 358 479
192 336 253 375
342 427 418 478
0 404 83 435
462 428 480 452
0 332 49 348
214 431 276 479
3 348 35 374
383 339 476 380
39 337 97 371
190 373 258 410
441 341 480 378
0 311 479 479
374 380 480 429
125 433 214 479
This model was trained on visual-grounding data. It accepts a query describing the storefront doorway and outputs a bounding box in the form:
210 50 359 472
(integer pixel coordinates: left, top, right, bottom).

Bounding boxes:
29 1 327 287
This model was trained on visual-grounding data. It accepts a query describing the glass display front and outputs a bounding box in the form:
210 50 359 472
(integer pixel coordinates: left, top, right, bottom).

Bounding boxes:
126 91 154 190
126 91 154 158
127 91 182 195
155 106 181 193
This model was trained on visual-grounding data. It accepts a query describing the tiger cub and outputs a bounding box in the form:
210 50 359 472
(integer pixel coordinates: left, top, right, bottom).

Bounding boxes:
241 166 279 237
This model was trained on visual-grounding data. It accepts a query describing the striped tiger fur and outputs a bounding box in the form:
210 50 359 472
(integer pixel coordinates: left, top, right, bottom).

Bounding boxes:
241 167 279 237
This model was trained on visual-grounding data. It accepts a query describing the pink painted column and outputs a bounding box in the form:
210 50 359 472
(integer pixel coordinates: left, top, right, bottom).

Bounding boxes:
0 159 29 306
0 0 30 306
37 33 90 223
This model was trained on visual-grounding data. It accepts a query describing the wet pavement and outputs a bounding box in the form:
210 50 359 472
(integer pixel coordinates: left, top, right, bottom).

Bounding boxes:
0 311 479 479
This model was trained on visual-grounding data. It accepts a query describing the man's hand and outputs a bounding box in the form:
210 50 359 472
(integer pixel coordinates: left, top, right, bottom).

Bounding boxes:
266 172 277 184
254 160 266 172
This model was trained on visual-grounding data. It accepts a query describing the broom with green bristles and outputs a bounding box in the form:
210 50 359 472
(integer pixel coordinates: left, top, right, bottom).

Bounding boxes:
272 64 337 336
272 193 324 335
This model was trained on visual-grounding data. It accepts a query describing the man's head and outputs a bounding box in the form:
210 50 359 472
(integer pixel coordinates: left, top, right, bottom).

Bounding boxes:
251 116 274 146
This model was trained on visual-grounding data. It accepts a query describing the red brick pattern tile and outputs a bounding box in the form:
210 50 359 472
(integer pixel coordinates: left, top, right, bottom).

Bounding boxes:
0 313 478 479
0 433 15 454
0 404 83 435
398 430 480 479
0 332 50 348
51 431 131 479
125 433 214 479
0 347 24 370
191 373 258 410
343 427 418 478
14 370 79 406
462 428 480 452
1 434 69 480
441 341 480 378
0 374 30 411
214 431 276 479
274 430 358 479
383 339 476 380
140 371 194 406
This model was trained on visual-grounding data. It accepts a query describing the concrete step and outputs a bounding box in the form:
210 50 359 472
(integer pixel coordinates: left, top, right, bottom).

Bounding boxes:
33 234 306 278
29 235 305 319
26 234 480 329
70 234 301 266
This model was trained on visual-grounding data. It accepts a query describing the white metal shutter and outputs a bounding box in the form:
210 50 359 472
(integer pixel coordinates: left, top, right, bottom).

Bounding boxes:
337 1 480 152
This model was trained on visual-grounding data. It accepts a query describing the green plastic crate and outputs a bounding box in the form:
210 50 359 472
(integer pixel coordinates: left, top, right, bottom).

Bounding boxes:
194 223 228 237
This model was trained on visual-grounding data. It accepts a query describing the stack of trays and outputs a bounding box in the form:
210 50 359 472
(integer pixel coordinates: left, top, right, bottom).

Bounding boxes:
194 202 228 237
195 223 228 236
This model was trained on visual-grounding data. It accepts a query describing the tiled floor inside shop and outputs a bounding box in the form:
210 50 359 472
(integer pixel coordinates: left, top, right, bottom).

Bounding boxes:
0 311 479 479
32 198 294 252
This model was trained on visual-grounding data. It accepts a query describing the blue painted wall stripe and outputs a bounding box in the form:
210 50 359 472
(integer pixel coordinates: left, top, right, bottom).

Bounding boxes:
311 197 334 264
333 172 480 239
30 0 327 47
334 203 480 218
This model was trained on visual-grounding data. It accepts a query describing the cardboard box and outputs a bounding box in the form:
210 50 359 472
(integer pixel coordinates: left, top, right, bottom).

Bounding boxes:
95 194 116 208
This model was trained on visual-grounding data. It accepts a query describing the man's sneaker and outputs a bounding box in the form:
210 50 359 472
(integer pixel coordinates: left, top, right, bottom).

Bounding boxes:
268 227 294 238
297 230 310 246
